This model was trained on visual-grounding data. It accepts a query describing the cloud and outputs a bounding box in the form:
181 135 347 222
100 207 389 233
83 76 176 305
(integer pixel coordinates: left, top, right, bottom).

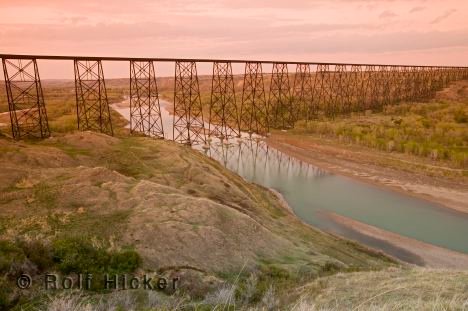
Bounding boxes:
1 0 467 75
379 10 398 19
246 29 468 55
430 9 457 24
409 6 425 13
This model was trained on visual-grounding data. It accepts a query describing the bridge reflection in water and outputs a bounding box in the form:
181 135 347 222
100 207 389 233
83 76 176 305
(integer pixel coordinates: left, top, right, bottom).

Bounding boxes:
202 139 327 183
198 138 468 261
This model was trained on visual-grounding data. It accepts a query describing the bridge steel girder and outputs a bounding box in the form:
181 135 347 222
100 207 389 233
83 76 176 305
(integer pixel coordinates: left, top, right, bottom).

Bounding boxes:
239 62 269 135
2 58 50 139
74 59 113 136
269 63 293 129
209 61 240 140
173 61 206 145
129 61 164 139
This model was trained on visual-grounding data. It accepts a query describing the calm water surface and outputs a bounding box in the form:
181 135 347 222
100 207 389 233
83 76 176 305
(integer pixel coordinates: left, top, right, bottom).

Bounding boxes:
114 101 468 257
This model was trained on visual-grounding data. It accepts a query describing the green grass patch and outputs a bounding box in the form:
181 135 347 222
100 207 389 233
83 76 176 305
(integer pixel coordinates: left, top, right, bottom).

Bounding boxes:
52 237 141 275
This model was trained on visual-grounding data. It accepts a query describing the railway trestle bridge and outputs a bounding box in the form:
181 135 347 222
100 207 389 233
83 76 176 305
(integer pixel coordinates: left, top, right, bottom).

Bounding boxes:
1 54 467 144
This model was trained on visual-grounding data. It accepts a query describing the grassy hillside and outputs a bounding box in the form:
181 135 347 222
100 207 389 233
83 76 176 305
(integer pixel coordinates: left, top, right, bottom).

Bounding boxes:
0 131 395 309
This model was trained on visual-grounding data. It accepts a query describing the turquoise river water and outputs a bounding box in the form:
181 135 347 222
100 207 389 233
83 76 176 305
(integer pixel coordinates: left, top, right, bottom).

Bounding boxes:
114 101 468 262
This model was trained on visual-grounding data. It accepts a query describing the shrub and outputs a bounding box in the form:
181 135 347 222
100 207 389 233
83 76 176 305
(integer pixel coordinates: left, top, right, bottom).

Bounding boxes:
0 240 24 273
17 239 54 272
52 237 141 275
248 264 292 304
108 250 142 274
454 109 467 123
0 279 10 310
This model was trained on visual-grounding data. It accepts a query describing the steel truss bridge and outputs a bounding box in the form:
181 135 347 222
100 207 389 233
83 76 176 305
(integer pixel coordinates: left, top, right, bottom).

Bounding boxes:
1 54 467 144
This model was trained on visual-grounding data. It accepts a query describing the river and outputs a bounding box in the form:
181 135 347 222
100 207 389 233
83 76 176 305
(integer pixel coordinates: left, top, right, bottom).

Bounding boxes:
113 100 468 263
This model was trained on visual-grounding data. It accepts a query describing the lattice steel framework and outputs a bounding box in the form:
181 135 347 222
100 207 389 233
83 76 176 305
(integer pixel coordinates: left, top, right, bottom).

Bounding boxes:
2 54 468 140
348 65 363 112
240 62 269 135
314 64 333 117
363 65 378 111
74 60 113 135
330 65 349 115
388 66 402 104
209 61 240 139
337 65 351 114
269 63 293 129
173 61 206 145
292 64 314 121
129 61 164 138
2 58 50 139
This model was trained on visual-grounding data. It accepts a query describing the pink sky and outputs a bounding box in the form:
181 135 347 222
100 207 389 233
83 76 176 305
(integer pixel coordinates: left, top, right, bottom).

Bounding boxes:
1 0 467 78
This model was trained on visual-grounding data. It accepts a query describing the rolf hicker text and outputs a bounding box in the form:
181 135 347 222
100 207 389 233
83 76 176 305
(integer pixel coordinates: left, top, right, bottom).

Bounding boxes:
35 274 179 291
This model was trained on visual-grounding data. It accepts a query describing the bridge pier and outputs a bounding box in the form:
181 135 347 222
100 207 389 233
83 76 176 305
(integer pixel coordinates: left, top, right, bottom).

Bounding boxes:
240 62 269 136
269 63 293 129
129 61 164 139
348 65 363 112
173 61 206 145
2 58 50 139
331 64 348 115
74 60 113 136
314 64 331 117
376 65 390 109
209 61 240 140
292 64 314 122
389 66 402 104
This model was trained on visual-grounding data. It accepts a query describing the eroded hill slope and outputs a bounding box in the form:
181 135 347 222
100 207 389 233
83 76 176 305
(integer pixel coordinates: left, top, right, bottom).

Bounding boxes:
0 132 393 308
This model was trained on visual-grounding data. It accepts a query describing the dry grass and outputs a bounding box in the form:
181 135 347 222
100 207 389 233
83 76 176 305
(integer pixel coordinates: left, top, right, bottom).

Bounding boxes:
294 267 468 311
32 268 468 310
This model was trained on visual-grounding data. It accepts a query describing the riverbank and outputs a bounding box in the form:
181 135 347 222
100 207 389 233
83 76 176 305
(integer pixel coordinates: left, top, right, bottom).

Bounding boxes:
265 132 468 269
119 96 468 217
322 212 468 269
111 99 468 268
266 134 468 215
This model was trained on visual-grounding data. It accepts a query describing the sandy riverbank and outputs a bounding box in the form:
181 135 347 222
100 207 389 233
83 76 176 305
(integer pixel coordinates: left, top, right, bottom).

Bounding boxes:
266 135 468 215
323 212 468 269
